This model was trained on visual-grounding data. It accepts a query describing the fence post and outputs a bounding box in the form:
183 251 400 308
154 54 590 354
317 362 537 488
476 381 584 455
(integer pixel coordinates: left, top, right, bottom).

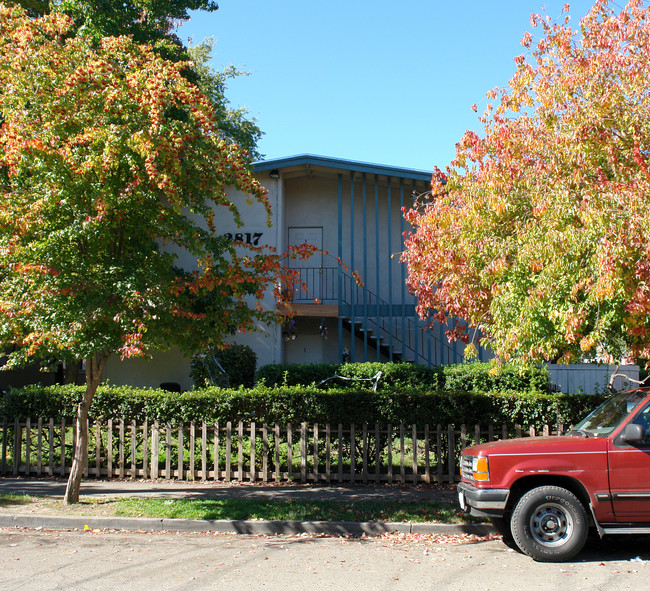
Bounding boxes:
25 418 31 477
287 423 293 481
152 421 159 480
361 424 368 484
326 424 332 484
118 419 125 479
60 418 66 477
177 422 184 480
189 422 195 481
37 418 43 476
313 423 319 483
95 421 101 478
436 424 442 484
107 419 113 478
201 421 207 482
130 420 137 479
165 423 172 479
250 422 256 482
274 423 280 482
1 417 6 475
13 418 20 476
337 424 343 484
262 423 268 483
142 420 148 480
237 422 244 481
399 423 405 484
214 422 220 481
225 422 232 482
48 418 54 476
424 424 430 484
387 423 393 483
300 422 307 484
447 424 456 484
375 424 381 484
411 424 418 485
350 423 356 484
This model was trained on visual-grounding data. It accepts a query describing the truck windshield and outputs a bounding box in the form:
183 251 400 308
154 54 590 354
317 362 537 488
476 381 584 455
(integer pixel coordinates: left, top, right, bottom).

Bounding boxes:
571 390 648 437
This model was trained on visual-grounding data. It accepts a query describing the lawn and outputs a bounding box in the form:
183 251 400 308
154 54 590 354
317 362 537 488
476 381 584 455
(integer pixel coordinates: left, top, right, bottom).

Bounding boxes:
0 494 480 524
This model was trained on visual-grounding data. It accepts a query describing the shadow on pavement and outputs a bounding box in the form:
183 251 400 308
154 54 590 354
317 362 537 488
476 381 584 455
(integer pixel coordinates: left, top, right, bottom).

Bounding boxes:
574 534 650 563
0 495 32 509
227 520 397 536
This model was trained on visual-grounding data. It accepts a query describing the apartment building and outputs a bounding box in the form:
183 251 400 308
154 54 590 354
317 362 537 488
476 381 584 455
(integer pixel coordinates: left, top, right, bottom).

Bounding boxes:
104 155 486 389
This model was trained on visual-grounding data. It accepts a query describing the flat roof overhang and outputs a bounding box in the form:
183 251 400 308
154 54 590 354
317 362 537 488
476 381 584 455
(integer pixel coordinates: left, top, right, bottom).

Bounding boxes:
254 154 433 184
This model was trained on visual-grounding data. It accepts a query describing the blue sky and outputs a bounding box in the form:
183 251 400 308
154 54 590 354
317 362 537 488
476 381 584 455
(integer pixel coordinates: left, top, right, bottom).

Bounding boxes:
180 0 601 173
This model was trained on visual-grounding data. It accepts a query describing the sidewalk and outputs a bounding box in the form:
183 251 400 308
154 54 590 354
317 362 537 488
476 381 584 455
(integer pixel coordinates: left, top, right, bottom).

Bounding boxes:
0 477 458 501
0 477 494 537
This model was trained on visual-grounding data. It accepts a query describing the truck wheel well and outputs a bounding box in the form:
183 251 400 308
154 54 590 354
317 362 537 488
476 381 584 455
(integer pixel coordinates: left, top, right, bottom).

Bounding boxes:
506 475 592 516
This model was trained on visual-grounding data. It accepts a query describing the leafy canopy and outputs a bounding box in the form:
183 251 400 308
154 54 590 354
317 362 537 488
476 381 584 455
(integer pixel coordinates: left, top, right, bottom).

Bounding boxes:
402 0 650 364
0 6 295 370
8 0 262 160
8 0 218 47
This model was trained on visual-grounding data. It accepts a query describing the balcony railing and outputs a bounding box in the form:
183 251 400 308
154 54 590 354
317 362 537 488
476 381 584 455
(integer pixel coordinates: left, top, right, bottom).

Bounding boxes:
286 267 466 365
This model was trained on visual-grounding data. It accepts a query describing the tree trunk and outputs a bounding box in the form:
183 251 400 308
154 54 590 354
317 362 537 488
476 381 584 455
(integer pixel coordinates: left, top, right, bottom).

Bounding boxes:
64 360 81 385
63 353 109 505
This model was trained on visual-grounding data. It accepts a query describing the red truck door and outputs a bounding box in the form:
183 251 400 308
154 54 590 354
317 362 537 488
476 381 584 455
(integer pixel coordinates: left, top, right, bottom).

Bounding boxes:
608 402 650 522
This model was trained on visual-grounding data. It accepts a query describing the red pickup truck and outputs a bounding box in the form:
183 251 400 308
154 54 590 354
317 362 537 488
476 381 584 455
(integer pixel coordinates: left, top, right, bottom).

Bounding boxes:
457 388 650 561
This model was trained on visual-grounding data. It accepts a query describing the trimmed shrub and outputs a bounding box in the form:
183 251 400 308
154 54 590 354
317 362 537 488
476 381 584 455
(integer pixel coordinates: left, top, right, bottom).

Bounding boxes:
441 362 550 393
255 362 443 391
1 383 605 431
256 361 546 393
190 344 257 389
255 363 340 387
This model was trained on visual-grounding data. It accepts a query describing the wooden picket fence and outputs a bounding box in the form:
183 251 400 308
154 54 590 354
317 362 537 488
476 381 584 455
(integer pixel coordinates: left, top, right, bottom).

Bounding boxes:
0 417 562 484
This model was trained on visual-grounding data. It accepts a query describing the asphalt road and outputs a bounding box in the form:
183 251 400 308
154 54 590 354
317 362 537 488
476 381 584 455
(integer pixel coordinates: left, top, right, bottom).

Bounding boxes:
2 528 649 591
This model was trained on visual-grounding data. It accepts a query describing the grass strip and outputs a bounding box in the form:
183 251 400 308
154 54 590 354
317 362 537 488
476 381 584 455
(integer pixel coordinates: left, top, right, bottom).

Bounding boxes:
1 494 481 524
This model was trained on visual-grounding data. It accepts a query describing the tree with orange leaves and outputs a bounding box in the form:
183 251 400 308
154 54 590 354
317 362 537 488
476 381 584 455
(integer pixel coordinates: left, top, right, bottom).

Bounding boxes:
0 7 313 503
403 0 650 366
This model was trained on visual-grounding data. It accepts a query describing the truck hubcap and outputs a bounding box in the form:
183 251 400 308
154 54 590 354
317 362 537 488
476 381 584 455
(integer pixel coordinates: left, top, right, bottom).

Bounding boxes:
530 503 572 546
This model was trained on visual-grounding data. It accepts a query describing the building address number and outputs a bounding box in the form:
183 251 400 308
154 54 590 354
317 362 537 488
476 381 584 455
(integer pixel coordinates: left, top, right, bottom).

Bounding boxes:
223 232 264 246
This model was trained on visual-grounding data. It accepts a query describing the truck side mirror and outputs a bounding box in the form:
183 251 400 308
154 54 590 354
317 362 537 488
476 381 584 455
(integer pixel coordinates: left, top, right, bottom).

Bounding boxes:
623 423 645 443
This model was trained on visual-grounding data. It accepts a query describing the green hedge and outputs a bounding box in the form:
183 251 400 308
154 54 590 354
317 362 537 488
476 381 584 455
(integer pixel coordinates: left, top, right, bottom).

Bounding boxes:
441 362 549 392
255 361 547 393
190 344 257 389
1 383 604 431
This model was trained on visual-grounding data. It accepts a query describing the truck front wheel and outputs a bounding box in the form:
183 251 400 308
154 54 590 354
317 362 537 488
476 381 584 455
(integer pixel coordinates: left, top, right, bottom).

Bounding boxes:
511 485 588 562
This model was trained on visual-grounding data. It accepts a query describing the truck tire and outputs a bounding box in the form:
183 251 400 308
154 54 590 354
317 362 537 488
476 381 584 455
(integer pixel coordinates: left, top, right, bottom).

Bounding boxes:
511 485 588 562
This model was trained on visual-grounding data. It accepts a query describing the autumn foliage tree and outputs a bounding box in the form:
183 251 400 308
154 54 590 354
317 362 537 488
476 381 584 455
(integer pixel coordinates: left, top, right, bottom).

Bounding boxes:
403 0 650 365
0 7 310 502
9 0 263 160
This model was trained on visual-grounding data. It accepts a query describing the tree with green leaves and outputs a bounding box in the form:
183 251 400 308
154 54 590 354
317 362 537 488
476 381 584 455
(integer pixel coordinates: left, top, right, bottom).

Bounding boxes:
9 0 218 46
403 0 650 365
8 0 262 160
0 7 304 503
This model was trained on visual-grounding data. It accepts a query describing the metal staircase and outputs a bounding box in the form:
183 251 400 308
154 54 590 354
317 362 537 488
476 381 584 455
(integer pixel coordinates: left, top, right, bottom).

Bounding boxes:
290 267 466 366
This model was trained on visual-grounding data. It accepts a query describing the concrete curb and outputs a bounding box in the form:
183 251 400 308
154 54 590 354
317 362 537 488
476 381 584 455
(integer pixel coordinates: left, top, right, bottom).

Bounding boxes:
0 514 495 537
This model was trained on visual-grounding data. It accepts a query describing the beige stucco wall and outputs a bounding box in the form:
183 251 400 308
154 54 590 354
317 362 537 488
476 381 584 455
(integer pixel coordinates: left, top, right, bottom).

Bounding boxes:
104 348 192 390
105 173 283 389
